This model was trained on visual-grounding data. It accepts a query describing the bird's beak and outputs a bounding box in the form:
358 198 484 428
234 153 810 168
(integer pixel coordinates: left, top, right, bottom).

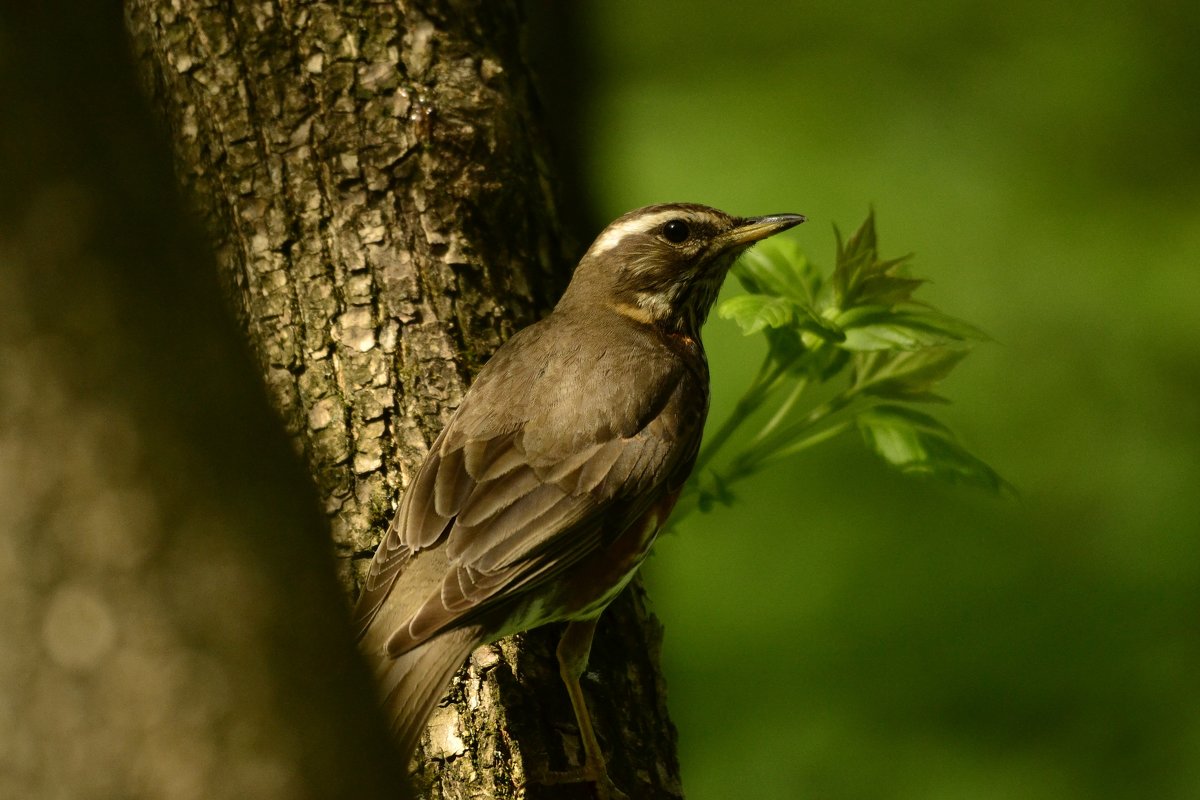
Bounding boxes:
721 213 807 248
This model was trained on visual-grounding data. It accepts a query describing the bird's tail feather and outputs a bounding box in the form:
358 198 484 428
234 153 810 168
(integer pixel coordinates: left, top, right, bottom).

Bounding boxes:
370 626 481 763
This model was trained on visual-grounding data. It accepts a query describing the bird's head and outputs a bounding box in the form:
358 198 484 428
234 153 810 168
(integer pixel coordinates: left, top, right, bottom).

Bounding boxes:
562 203 805 338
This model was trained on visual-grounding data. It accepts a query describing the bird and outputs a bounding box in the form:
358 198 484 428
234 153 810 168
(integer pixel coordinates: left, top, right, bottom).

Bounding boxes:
353 202 805 797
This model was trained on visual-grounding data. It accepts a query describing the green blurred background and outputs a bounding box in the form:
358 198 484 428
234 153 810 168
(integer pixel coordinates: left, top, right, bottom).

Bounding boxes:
578 1 1200 797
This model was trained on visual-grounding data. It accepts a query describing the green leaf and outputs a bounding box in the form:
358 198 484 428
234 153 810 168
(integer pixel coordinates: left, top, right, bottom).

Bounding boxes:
733 238 822 303
835 306 988 351
852 347 970 400
832 212 877 305
854 272 926 307
719 291 845 344
856 405 1009 493
831 212 922 308
717 294 797 334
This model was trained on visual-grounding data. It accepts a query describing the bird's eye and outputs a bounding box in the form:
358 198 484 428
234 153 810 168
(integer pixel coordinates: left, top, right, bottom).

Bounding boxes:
662 219 690 244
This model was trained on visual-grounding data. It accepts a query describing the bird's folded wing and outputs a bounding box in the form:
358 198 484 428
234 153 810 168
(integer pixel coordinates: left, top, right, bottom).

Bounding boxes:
352 420 679 652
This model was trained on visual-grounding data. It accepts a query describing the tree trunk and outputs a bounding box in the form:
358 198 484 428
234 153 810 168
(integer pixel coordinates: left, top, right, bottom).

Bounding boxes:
124 2 684 798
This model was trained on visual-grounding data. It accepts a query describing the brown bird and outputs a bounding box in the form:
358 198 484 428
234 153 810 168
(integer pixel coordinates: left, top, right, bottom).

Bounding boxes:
354 203 804 796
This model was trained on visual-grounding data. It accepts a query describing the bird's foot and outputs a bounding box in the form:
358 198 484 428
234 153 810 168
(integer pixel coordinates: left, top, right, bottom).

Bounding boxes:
538 763 630 800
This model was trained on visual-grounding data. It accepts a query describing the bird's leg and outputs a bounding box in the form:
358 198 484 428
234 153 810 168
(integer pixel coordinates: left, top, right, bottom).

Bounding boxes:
557 619 608 780
539 618 629 800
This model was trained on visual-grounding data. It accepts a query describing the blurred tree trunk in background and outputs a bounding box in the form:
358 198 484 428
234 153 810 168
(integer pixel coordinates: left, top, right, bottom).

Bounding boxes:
0 4 405 798
120 1 684 798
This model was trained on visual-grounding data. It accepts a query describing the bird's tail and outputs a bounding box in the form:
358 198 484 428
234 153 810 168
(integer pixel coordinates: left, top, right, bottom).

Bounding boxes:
365 626 481 763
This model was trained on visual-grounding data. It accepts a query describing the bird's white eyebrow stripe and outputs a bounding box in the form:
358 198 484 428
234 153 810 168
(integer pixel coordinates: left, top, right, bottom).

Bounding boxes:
586 210 692 256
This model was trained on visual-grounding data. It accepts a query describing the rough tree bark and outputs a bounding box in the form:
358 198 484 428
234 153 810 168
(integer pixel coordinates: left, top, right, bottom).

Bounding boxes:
124 2 684 798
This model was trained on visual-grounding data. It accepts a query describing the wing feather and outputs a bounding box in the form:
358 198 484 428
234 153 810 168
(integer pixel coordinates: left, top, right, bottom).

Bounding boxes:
453 485 591 571
456 464 547 528
477 445 527 482
402 449 454 550
571 437 628 493
433 446 472 518
534 441 605 485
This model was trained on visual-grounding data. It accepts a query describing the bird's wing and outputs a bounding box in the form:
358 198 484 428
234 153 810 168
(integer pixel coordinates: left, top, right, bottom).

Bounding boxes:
352 402 691 653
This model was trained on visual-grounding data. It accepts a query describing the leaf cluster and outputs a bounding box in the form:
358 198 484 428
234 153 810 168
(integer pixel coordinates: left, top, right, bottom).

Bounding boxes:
675 212 1006 524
